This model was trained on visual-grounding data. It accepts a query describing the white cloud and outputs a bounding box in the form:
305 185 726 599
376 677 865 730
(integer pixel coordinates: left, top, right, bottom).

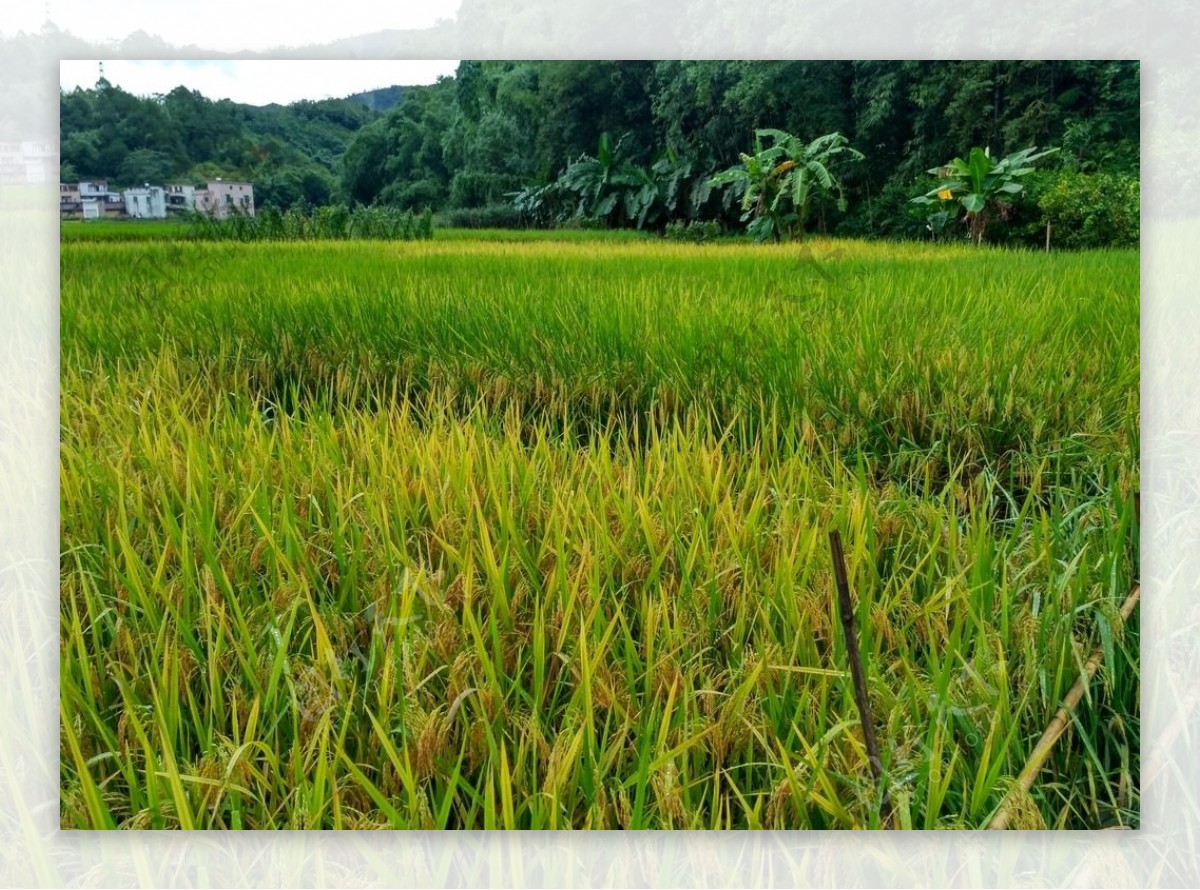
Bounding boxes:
59 60 460 106
10 0 464 51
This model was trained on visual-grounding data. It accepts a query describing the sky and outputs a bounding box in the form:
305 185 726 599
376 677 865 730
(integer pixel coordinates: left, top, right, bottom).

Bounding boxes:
9 0 463 51
59 60 462 106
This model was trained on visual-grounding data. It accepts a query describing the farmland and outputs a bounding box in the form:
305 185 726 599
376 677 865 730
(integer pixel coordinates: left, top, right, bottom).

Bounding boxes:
60 233 1139 829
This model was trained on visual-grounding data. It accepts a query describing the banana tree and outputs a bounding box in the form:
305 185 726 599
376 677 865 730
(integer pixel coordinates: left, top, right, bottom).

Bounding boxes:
557 133 699 230
912 145 1058 245
708 136 792 241
650 147 696 220
558 132 645 225
709 129 864 241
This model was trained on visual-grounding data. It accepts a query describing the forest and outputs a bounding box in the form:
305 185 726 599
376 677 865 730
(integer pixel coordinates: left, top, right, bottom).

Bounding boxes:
60 61 1139 244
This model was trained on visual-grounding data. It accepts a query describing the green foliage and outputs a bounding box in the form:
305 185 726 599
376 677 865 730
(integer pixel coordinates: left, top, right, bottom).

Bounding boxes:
1037 171 1140 249
912 146 1058 245
558 132 643 225
181 204 433 242
256 165 336 210
344 85 405 113
515 137 706 231
60 82 377 190
663 219 722 242
448 170 525 209
709 129 864 241
340 79 455 209
118 148 178 186
507 182 568 228
439 203 526 229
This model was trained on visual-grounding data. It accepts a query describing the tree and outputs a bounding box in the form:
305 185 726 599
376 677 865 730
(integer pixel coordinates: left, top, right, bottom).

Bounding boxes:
118 148 176 185
709 129 864 241
340 120 391 205
554 131 697 229
557 132 637 224
59 60 1139 243
911 145 1058 244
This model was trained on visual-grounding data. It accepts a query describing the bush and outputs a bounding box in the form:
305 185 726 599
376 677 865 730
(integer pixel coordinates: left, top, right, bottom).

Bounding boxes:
448 172 524 209
1037 171 1139 249
438 203 525 229
838 178 931 241
555 213 608 231
663 220 721 242
377 178 445 212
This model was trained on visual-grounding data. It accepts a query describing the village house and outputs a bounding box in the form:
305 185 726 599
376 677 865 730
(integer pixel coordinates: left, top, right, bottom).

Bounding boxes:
59 182 82 218
195 179 256 218
59 177 255 221
165 184 198 214
60 180 127 220
124 185 168 219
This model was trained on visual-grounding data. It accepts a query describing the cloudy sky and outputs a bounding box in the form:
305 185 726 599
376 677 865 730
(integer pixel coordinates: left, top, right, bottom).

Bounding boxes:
11 0 462 51
59 60 462 106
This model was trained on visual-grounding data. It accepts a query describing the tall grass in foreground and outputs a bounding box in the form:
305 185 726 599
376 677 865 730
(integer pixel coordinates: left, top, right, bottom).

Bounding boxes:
60 237 1139 828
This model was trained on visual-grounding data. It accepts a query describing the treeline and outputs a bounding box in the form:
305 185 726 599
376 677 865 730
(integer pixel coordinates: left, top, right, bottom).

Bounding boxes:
59 79 389 209
59 61 1140 244
341 60 1139 244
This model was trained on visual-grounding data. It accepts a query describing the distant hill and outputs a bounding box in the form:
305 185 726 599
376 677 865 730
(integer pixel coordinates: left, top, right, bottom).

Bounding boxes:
58 79 387 208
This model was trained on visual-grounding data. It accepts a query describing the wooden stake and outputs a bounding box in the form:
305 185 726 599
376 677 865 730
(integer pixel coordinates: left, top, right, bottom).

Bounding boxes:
829 529 889 821
987 583 1141 829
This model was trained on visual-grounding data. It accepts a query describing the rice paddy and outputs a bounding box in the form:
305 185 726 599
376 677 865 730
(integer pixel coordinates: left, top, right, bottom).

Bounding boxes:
59 232 1139 829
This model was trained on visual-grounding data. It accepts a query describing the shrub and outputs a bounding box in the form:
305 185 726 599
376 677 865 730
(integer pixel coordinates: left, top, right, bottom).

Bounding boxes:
1037 171 1139 249
557 213 607 231
663 219 721 242
448 172 524 209
839 178 936 241
438 203 525 229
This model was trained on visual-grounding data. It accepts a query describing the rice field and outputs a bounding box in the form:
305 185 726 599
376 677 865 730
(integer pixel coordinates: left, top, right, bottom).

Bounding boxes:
59 232 1139 829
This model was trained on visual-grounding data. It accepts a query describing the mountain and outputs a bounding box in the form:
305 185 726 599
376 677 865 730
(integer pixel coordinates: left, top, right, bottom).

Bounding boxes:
58 78 387 208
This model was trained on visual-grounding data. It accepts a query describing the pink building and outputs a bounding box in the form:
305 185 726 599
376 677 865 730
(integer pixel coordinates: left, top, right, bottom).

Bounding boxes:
195 179 255 218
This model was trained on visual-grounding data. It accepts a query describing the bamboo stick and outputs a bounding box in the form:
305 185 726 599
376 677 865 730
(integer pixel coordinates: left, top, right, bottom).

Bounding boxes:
828 529 890 822
987 583 1141 829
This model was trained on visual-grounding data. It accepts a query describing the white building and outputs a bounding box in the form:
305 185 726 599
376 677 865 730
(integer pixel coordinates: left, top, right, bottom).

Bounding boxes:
124 186 167 219
165 184 197 214
78 180 109 198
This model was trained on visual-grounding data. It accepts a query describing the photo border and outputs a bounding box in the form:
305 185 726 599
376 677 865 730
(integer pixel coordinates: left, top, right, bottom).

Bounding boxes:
2 1 1194 884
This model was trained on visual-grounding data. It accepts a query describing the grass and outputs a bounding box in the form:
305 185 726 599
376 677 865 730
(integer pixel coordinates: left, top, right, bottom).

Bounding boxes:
59 233 1139 829
59 219 196 241
58 219 653 244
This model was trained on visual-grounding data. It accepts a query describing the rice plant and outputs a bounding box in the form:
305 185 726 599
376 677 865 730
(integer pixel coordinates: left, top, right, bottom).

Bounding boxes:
59 234 1139 829
181 204 435 242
